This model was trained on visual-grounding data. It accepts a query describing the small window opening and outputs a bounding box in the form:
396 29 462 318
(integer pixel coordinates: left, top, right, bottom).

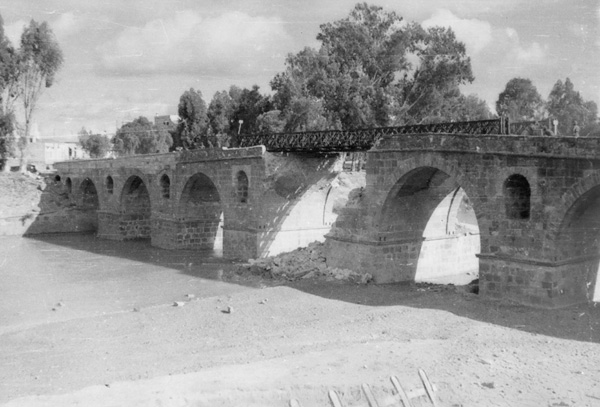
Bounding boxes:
106 176 114 195
160 174 171 199
236 171 249 203
504 174 530 220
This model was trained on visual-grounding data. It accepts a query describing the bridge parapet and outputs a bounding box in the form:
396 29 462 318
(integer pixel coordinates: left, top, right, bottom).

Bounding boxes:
179 146 265 162
376 133 600 160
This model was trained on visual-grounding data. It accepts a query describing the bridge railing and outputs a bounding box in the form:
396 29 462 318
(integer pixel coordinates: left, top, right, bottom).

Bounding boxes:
237 117 557 152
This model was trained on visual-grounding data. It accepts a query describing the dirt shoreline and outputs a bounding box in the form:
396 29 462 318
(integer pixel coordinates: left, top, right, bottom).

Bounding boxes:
0 234 599 406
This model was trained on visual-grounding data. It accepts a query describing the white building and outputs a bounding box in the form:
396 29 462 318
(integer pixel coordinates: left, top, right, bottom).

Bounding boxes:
27 139 90 171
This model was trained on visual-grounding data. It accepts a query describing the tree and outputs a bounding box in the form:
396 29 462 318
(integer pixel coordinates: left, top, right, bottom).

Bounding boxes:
228 85 272 145
79 132 111 158
207 89 236 147
0 110 15 170
0 16 18 171
172 88 210 149
496 78 545 121
546 78 599 136
16 20 63 168
420 91 494 123
112 116 171 156
256 110 286 133
270 3 474 130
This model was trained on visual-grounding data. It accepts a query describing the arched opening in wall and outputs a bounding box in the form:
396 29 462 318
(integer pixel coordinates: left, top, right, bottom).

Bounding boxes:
504 174 530 220
54 175 61 182
236 171 248 203
80 178 99 209
179 173 223 255
106 176 114 195
65 177 72 194
557 185 600 302
160 174 170 199
120 175 152 240
380 167 480 287
78 178 100 232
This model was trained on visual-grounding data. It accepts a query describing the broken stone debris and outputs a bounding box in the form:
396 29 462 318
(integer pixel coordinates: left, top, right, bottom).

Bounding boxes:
240 242 372 284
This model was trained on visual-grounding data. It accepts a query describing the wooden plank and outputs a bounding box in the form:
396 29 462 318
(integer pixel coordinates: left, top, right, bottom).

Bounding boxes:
328 389 345 407
361 383 380 407
418 369 439 407
390 376 414 407
405 385 438 399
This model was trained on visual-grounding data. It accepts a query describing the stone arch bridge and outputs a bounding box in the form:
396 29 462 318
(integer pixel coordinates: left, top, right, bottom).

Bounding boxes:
52 131 600 308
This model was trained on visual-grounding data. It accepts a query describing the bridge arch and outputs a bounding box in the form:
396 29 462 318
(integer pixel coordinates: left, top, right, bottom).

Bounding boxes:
554 172 600 237
556 186 600 301
65 177 72 194
79 178 99 210
554 176 600 301
375 163 481 285
177 172 223 252
119 174 152 239
374 153 482 231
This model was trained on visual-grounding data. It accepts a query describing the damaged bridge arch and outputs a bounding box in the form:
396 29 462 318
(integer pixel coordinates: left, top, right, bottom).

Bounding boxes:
325 132 600 307
329 153 484 287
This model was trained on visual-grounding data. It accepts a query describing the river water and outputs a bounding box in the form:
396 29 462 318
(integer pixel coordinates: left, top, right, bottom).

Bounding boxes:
0 233 247 334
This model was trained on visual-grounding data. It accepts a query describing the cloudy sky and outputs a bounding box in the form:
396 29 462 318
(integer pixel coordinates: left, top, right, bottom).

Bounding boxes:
1 0 599 139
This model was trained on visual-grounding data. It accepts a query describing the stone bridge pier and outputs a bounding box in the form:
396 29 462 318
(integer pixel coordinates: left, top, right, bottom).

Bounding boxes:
53 147 350 261
325 133 600 308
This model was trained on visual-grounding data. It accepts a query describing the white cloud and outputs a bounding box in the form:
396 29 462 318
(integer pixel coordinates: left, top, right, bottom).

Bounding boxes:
502 28 546 64
422 9 492 54
515 42 545 63
421 10 547 67
597 5 600 47
98 10 293 77
51 12 81 38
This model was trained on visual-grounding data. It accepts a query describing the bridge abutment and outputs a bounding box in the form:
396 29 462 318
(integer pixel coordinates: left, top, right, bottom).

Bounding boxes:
479 255 596 307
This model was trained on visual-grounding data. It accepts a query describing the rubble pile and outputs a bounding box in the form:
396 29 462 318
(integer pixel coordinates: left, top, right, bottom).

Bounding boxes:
239 242 372 284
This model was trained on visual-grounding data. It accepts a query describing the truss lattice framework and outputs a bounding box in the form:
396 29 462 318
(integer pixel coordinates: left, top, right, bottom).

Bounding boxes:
238 117 546 152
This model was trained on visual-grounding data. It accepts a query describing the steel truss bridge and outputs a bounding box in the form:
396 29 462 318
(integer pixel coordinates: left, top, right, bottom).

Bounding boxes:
238 117 554 153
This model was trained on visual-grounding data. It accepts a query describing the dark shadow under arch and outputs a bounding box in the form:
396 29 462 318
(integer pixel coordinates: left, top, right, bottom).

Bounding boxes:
80 178 99 210
178 172 223 253
557 185 600 301
119 175 151 239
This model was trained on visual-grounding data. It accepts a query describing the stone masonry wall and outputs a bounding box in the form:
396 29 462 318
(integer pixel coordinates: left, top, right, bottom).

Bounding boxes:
326 133 600 307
